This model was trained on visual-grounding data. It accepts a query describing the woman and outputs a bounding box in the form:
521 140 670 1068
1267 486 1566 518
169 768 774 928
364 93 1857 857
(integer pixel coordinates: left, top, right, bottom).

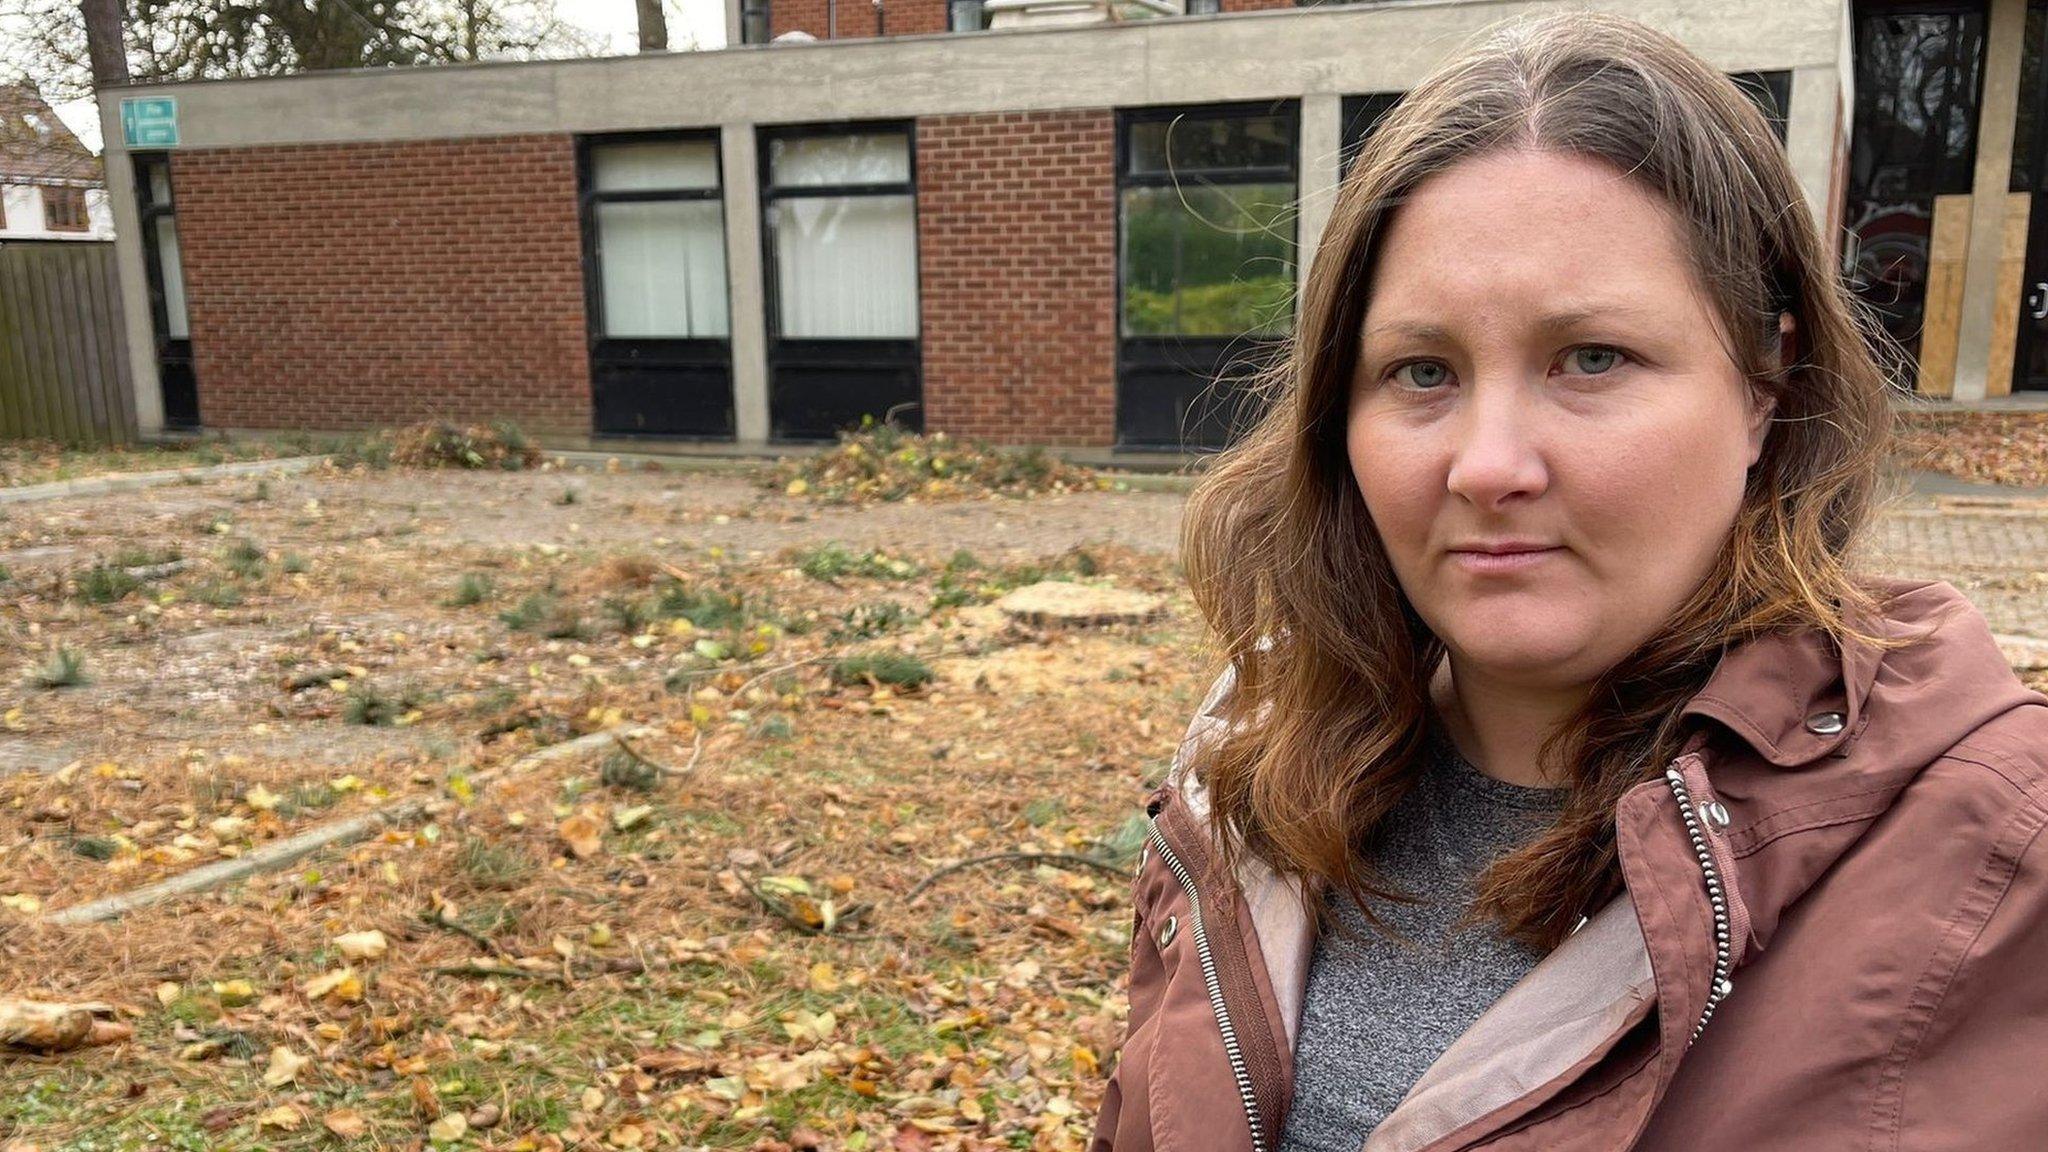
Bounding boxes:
1089 12 2048 1152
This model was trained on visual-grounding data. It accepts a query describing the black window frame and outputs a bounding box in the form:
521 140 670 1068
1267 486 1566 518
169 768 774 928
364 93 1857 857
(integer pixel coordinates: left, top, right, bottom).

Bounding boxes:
1185 0 1220 13
1114 99 1300 451
757 119 924 443
576 129 737 440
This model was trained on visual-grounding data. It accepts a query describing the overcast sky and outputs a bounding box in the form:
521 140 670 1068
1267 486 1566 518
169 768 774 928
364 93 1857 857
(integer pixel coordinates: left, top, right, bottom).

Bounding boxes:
46 0 731 153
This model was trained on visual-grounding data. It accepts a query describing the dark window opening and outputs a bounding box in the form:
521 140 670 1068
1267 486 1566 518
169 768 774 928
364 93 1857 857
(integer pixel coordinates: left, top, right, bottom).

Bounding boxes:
1116 99 1299 450
134 155 198 429
1843 0 1989 382
43 186 88 231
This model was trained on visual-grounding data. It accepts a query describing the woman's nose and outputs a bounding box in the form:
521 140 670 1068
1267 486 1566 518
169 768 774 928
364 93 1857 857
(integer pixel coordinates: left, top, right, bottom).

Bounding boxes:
1443 385 1550 509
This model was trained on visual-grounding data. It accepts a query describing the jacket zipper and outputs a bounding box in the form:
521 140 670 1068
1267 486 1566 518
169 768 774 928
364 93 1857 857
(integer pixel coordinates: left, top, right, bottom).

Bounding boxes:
1660 766 1735 1047
1146 815 1270 1152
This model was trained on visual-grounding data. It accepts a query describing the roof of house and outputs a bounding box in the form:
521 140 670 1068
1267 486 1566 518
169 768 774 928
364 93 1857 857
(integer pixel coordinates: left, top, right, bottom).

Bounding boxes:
0 84 102 186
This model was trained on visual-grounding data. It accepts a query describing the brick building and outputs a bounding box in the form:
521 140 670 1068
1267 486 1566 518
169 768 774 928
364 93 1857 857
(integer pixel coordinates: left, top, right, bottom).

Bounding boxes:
94 0 2046 456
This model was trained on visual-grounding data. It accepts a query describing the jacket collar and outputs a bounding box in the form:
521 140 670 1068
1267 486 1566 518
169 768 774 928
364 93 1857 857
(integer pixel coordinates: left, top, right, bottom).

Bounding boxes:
1675 584 1892 767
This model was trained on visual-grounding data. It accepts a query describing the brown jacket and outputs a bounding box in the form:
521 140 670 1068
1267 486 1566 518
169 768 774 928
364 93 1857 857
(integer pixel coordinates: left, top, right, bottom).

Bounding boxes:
1089 577 2048 1152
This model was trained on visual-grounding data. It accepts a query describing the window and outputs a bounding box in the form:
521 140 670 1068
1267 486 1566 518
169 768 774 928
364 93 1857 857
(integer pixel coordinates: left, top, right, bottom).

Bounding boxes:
1119 103 1298 339
1115 100 1298 449
137 162 188 340
741 0 771 43
135 154 199 428
43 185 88 231
587 139 728 338
1729 70 1793 146
1186 0 1220 13
1338 92 1404 178
758 122 922 441
1845 3 1989 376
949 0 987 30
763 128 919 339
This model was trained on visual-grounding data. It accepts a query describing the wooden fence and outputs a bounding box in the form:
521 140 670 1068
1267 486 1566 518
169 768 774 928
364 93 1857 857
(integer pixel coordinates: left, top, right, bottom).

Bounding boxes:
0 240 136 445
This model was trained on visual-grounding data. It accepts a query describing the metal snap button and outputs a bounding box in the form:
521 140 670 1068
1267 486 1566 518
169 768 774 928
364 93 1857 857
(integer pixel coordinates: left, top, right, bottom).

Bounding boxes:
1804 710 1846 736
1157 914 1178 948
1700 801 1731 829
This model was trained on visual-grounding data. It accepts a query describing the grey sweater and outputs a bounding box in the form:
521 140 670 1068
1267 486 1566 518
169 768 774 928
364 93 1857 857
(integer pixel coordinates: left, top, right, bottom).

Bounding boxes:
1276 724 1570 1151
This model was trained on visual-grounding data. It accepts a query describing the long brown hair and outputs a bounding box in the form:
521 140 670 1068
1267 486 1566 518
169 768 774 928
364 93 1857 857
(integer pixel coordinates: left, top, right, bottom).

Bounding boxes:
1180 11 1913 952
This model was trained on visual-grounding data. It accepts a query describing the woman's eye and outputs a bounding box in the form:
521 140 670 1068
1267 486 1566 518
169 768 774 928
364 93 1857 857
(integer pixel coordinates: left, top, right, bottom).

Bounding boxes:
1562 346 1624 375
1390 361 1451 390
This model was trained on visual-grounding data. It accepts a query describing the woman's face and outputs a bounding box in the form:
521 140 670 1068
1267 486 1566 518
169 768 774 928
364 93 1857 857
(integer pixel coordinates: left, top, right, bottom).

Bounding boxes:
1347 148 1775 693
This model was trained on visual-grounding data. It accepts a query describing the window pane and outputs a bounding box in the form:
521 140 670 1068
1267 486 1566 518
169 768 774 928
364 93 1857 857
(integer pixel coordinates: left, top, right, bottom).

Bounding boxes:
1128 112 1292 177
769 133 911 188
593 140 720 193
1121 183 1294 338
597 200 730 338
155 215 189 339
147 163 172 207
769 194 918 338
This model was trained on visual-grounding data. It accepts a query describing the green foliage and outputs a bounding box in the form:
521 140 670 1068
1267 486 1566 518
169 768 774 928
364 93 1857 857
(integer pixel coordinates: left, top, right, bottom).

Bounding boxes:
796 543 922 582
830 651 934 690
657 583 750 631
603 594 658 634
831 600 917 642
190 578 245 607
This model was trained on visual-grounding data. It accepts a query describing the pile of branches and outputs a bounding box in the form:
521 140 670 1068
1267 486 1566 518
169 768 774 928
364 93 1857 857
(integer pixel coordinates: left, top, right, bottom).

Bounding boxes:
765 419 1107 505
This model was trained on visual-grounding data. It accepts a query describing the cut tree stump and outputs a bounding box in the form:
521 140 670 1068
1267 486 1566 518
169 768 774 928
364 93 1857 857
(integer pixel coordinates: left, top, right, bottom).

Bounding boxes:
994 581 1165 628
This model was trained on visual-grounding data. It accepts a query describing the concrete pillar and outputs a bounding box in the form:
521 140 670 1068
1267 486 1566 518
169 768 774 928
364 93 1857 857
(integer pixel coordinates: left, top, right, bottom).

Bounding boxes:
721 122 771 444
1296 92 1342 302
96 94 165 436
1953 0 2028 402
1783 64 1842 236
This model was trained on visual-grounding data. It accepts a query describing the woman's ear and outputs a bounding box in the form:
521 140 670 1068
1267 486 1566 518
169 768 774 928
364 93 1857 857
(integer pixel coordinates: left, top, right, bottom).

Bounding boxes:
1747 311 1792 468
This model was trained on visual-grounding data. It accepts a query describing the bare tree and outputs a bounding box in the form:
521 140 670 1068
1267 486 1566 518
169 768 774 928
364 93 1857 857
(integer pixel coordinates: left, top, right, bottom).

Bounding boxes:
636 0 667 51
0 0 606 105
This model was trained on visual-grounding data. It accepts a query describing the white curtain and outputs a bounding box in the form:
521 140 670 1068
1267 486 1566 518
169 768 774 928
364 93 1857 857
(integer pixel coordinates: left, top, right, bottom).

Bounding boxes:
769 133 911 187
155 216 190 339
770 195 918 339
597 200 729 338
593 140 720 192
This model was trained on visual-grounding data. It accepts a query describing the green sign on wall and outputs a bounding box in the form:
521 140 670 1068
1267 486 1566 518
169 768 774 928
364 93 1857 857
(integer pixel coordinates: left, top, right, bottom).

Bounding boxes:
120 97 179 148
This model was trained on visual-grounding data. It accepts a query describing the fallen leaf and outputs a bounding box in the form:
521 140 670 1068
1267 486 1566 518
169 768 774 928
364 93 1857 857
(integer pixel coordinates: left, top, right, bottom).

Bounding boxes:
262 1046 310 1087
323 1108 368 1138
335 929 389 961
558 813 603 859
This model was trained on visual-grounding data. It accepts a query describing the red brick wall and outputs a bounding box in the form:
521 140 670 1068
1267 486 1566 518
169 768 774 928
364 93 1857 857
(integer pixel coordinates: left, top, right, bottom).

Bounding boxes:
171 135 591 435
916 110 1117 447
771 0 948 39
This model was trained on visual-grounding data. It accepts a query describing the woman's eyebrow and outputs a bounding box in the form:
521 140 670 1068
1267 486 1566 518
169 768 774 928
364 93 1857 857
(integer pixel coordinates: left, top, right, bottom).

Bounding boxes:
1362 304 1659 347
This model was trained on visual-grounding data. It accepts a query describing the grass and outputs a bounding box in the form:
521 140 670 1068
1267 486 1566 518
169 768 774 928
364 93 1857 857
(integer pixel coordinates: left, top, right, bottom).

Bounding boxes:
795 543 922 582
454 834 536 891
829 651 934 689
500 592 588 639
448 571 495 607
341 679 424 726
29 646 88 689
598 749 663 792
73 564 140 604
